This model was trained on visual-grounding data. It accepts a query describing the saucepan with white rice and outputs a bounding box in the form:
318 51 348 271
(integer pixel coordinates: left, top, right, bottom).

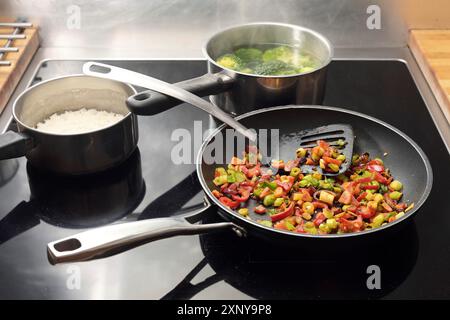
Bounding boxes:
0 75 138 174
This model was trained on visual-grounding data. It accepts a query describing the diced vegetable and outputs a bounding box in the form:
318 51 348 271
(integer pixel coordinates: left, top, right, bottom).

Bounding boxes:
258 220 273 227
219 197 239 209
212 145 412 235
389 191 402 200
371 214 385 228
254 205 267 214
319 191 335 205
238 208 249 216
389 180 403 191
274 197 284 207
263 194 276 206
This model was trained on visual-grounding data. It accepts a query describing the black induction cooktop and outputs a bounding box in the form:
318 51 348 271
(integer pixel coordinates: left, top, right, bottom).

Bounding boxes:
0 59 449 299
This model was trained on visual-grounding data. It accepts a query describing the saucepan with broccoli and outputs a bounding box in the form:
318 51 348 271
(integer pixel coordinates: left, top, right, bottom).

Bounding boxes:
216 45 320 76
127 22 333 116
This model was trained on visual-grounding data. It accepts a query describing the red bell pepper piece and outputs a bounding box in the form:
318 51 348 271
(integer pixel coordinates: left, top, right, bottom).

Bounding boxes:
219 197 239 209
373 172 389 185
273 186 284 198
351 195 360 206
357 192 367 202
357 206 376 219
259 187 272 199
313 212 326 227
317 140 330 149
240 181 255 187
254 205 267 214
284 159 299 172
212 190 222 199
367 164 384 173
313 201 328 209
323 156 342 165
295 225 306 233
338 190 353 205
384 193 398 208
355 177 372 184
246 165 261 178
274 220 287 230
361 184 379 190
276 176 295 192
270 202 295 222
271 160 284 170
339 216 363 232
381 202 393 212
232 186 252 202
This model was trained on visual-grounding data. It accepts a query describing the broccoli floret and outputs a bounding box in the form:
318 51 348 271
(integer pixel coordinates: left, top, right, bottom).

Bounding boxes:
262 46 294 64
234 48 263 64
216 54 242 70
254 60 297 75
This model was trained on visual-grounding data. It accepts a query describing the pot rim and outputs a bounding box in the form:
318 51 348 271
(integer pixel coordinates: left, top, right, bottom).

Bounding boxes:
201 21 334 78
12 74 137 137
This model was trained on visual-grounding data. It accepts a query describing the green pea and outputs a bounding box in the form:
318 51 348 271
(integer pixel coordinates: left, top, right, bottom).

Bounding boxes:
273 197 284 207
389 191 402 200
389 180 403 191
263 194 276 206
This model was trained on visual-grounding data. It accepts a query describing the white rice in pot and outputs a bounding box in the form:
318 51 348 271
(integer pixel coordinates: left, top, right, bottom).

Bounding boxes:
35 108 124 134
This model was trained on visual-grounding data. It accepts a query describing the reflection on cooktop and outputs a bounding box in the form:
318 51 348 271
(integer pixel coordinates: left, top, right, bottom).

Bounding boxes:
28 149 145 228
195 213 418 300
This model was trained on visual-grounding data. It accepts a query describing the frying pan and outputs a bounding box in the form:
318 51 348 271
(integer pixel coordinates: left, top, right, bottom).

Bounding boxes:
47 105 432 264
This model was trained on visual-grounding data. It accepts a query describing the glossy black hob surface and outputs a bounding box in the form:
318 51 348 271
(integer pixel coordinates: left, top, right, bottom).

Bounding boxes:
0 59 449 299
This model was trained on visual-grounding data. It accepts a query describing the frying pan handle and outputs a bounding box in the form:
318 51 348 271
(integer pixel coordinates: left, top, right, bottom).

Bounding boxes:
126 73 234 116
0 131 33 160
47 202 245 264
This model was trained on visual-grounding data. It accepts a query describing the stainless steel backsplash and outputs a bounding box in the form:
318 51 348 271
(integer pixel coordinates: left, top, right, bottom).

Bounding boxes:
0 0 418 53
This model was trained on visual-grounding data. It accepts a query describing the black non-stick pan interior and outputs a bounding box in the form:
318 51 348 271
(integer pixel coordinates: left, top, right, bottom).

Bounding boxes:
198 105 432 238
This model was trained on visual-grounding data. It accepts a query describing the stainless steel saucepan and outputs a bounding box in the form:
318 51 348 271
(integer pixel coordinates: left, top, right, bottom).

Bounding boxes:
0 75 138 175
126 22 333 116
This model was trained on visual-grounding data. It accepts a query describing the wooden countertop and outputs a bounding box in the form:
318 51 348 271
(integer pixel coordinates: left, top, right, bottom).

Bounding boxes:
0 21 39 114
410 30 450 124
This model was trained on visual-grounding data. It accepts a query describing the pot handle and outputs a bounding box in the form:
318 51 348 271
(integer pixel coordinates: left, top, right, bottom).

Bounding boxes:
126 73 234 116
47 199 246 264
0 131 32 160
